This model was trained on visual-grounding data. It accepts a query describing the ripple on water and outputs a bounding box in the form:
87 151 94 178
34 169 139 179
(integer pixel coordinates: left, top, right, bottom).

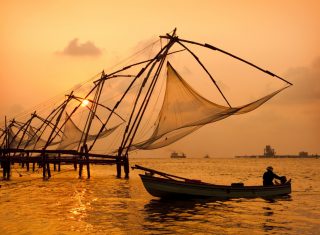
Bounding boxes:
0 158 320 234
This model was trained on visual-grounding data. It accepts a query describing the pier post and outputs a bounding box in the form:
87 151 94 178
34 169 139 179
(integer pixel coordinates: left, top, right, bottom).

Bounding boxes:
42 154 46 179
73 157 77 170
58 153 61 172
79 158 83 178
116 148 122 178
3 160 9 180
46 157 51 178
2 161 5 179
5 156 11 180
84 144 90 179
26 152 30 171
124 154 129 179
79 146 83 178
116 157 121 178
53 156 56 171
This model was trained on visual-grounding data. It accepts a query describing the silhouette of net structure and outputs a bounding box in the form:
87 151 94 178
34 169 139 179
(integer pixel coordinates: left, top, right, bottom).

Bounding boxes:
131 62 287 150
0 29 292 179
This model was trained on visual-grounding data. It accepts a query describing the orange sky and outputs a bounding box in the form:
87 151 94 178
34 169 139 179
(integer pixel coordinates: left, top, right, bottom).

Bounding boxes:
1 0 319 157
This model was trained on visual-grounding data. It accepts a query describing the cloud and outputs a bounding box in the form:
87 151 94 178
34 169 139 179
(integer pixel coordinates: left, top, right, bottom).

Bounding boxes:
279 57 320 105
58 38 102 57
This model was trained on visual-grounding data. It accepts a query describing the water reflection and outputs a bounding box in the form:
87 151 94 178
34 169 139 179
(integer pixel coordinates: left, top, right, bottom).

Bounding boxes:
262 194 292 203
1 159 318 234
141 196 295 234
261 195 293 233
142 198 234 234
144 198 204 222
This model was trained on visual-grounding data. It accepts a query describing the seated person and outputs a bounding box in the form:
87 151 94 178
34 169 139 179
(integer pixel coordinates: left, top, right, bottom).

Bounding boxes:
263 166 285 186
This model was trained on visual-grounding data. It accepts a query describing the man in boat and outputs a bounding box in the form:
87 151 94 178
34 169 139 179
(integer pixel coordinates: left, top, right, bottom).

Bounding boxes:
263 166 283 186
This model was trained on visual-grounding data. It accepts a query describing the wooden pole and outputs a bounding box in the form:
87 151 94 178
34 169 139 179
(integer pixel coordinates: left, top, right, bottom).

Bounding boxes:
5 116 10 180
79 146 83 178
116 148 122 178
123 37 175 157
124 154 129 179
176 40 231 108
84 144 90 179
175 37 293 86
26 152 30 171
7 160 10 180
46 156 51 178
53 156 56 171
89 39 174 152
58 153 61 172
42 153 46 179
73 156 77 170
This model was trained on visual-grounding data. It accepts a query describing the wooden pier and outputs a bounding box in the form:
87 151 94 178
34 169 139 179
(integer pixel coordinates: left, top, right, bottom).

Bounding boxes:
0 148 129 180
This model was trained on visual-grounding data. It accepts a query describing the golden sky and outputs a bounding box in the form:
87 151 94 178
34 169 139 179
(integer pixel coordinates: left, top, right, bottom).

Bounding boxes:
1 0 319 157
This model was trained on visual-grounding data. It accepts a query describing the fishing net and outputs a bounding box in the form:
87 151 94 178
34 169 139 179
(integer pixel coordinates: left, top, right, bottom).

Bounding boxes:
5 125 46 149
58 113 121 150
132 62 287 150
26 126 49 150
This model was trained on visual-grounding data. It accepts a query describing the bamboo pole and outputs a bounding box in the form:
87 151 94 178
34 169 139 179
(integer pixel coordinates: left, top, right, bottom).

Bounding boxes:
89 38 175 152
175 37 293 86
123 33 176 157
176 40 232 107
26 152 30 171
84 144 90 179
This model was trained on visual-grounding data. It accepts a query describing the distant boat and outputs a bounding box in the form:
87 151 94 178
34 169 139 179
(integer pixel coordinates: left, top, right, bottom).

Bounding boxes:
170 151 186 158
133 165 292 199
204 154 210 158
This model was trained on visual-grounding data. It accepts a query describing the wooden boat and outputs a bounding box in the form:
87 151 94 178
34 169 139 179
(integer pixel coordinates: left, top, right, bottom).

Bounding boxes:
133 165 291 199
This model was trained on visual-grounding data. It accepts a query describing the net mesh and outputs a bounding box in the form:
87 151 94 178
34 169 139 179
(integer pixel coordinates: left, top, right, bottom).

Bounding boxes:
26 126 49 150
132 62 287 150
58 113 121 150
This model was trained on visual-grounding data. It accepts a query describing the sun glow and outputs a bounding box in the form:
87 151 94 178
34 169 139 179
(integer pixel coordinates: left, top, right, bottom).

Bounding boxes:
81 99 90 107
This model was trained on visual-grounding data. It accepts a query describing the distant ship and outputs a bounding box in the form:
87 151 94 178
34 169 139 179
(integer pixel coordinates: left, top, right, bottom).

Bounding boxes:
170 151 186 158
204 154 210 158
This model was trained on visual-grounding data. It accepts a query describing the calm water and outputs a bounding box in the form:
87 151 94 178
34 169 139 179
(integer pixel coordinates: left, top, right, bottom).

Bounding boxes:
0 158 319 234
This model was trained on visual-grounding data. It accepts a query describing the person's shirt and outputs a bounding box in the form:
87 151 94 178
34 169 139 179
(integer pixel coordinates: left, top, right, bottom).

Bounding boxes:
263 171 281 186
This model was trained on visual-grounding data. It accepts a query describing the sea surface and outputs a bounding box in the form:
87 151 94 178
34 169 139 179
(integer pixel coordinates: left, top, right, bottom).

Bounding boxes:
0 158 319 235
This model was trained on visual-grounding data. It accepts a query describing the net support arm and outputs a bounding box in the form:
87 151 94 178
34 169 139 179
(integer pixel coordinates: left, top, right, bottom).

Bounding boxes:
176 40 232 107
176 38 293 86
